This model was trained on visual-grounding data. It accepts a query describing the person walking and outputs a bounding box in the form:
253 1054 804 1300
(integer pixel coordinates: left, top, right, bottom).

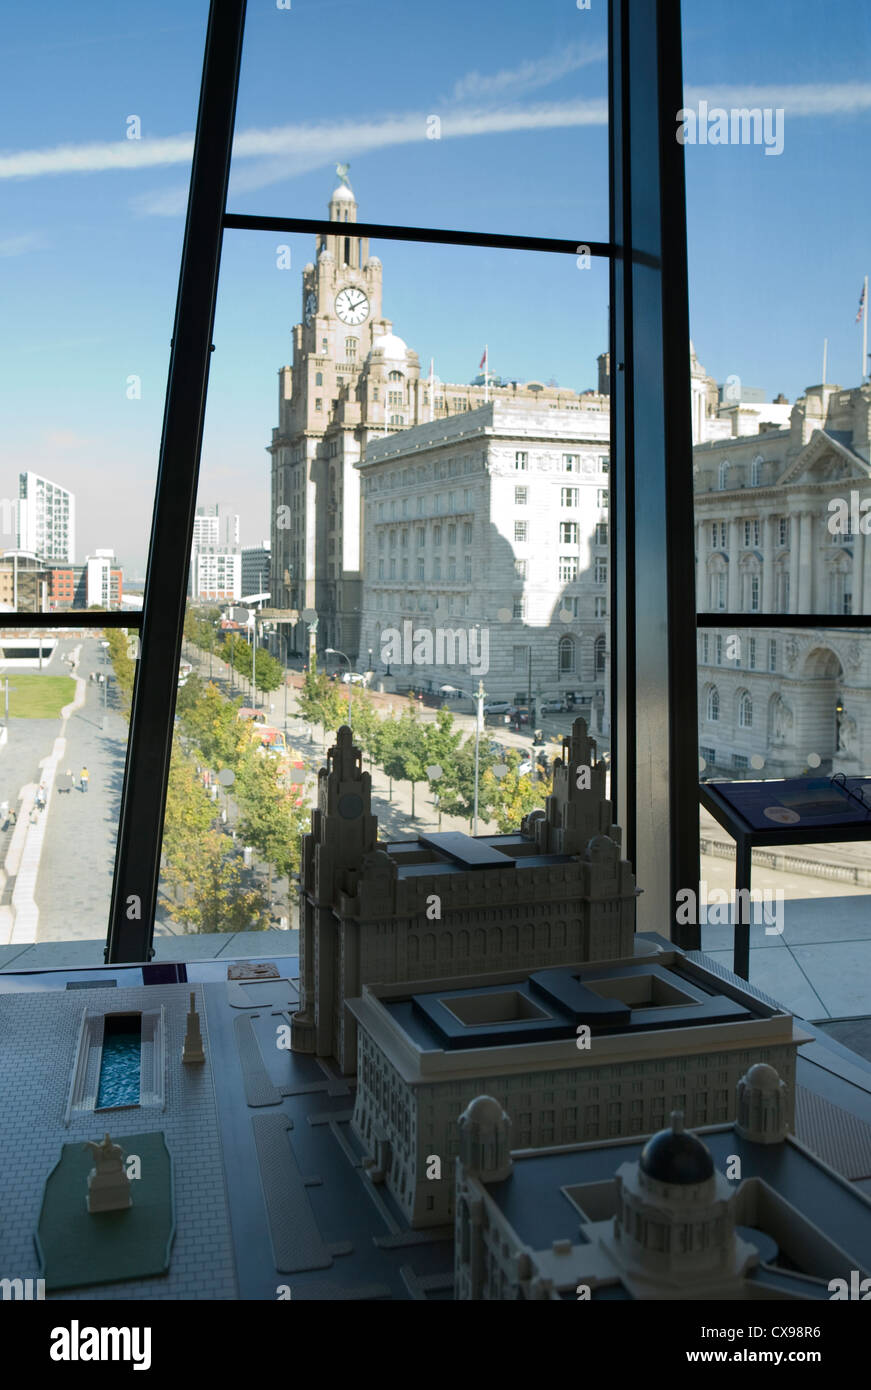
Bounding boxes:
36 783 47 811
80 766 90 793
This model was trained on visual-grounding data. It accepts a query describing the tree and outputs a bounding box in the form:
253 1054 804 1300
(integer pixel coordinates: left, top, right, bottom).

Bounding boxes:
433 734 499 826
251 645 283 698
177 681 246 768
347 690 381 766
103 628 136 714
482 749 552 833
161 830 268 933
235 748 309 894
297 668 347 739
377 708 429 817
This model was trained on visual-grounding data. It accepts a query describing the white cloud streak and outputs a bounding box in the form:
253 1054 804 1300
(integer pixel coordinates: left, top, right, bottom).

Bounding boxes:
1 80 868 221
448 41 606 104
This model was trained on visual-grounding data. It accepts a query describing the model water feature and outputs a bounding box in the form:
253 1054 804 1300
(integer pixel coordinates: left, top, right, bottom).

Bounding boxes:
96 1014 142 1109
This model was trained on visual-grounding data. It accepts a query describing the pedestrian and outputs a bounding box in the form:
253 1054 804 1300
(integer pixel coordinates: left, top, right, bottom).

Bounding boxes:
80 766 89 793
8 806 16 828
36 783 46 811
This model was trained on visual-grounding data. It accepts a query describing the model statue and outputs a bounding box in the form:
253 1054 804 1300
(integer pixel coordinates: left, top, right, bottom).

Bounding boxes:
83 1132 132 1214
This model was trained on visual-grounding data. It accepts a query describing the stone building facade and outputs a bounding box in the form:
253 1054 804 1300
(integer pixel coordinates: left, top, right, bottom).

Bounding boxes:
355 400 611 717
695 380 871 776
291 718 636 1073
267 176 609 661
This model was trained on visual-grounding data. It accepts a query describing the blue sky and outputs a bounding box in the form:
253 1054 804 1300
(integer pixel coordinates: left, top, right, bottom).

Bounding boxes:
1 0 869 576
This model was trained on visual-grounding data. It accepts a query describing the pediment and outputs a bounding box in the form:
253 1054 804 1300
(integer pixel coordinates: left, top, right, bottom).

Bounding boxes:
776 431 871 488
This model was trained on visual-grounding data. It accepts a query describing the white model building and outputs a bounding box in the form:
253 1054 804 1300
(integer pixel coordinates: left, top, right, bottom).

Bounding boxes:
291 719 638 1073
454 1066 871 1299
347 954 808 1227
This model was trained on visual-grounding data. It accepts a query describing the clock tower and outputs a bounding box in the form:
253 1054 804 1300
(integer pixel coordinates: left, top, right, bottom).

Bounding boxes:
269 175 390 650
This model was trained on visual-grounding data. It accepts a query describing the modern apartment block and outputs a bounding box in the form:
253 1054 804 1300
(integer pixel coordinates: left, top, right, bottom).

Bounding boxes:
17 471 75 564
240 543 270 600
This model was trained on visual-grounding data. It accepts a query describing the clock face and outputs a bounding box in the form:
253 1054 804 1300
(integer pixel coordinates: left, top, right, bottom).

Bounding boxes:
335 286 369 325
304 291 317 326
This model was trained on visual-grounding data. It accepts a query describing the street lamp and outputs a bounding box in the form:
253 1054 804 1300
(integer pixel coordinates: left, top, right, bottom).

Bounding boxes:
326 648 353 728
440 678 487 834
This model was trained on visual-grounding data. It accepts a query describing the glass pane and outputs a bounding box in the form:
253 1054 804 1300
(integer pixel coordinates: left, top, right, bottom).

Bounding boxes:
0 7 209 613
159 230 609 937
697 627 871 1015
228 0 608 240
0 625 134 965
686 1 871 1013
684 0 871 621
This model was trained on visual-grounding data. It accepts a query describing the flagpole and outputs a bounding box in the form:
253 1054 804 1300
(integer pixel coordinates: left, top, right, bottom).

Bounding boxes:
864 275 868 382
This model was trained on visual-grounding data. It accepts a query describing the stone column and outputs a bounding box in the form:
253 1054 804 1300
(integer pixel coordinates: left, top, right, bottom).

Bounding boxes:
727 518 741 610
852 525 865 616
788 512 801 612
696 521 707 609
761 514 774 611
798 511 814 611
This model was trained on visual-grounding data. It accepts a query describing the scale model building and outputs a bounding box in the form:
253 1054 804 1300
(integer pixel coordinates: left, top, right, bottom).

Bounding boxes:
347 955 809 1225
453 1066 871 1300
292 720 639 1072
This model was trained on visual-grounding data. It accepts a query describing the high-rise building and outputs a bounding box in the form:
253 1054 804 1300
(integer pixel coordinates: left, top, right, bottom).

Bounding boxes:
241 543 270 600
17 471 75 564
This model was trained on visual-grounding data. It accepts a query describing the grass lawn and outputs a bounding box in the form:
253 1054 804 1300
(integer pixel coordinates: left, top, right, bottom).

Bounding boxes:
4 673 76 718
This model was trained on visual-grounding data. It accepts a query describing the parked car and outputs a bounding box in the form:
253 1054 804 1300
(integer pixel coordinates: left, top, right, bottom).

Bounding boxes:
483 700 511 715
539 698 567 714
340 671 368 684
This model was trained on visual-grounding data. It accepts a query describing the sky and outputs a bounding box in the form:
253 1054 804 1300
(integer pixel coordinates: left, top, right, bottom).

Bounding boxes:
1 0 870 578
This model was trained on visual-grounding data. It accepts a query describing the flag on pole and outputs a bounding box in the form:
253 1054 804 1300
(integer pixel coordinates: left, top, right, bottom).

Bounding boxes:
857 284 866 323
479 347 488 370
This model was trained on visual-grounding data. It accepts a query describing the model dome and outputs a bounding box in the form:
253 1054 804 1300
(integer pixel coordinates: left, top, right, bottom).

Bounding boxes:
462 1095 505 1126
640 1113 715 1186
744 1062 780 1092
331 183 355 202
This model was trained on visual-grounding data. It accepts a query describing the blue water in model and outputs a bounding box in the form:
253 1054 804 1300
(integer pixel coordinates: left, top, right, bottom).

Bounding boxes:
96 1032 141 1108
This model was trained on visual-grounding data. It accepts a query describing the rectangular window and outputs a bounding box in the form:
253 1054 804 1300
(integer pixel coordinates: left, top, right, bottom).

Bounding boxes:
514 559 527 579
599 457 609 473
560 521 578 544
514 521 528 542
561 487 579 508
463 522 473 545
595 522 608 546
597 488 609 509
513 597 525 618
559 556 578 582
514 486 528 505
433 525 442 545
595 596 607 618
417 558 425 580
515 452 528 470
779 517 790 546
464 555 472 581
715 635 723 665
433 557 441 579
702 633 709 662
594 558 608 584
563 453 579 471
748 637 756 669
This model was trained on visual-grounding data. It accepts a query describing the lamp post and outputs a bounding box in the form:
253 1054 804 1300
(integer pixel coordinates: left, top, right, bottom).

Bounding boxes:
326 648 353 727
440 678 486 834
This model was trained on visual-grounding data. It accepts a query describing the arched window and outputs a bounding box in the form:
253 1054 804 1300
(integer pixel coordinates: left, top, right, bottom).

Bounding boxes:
718 460 729 490
750 455 763 486
315 371 323 386
558 635 575 674
707 686 720 722
388 369 403 381
738 691 753 728
594 635 606 676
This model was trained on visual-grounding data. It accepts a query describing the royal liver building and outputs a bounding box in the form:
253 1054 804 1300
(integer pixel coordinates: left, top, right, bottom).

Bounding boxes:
694 377 871 776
